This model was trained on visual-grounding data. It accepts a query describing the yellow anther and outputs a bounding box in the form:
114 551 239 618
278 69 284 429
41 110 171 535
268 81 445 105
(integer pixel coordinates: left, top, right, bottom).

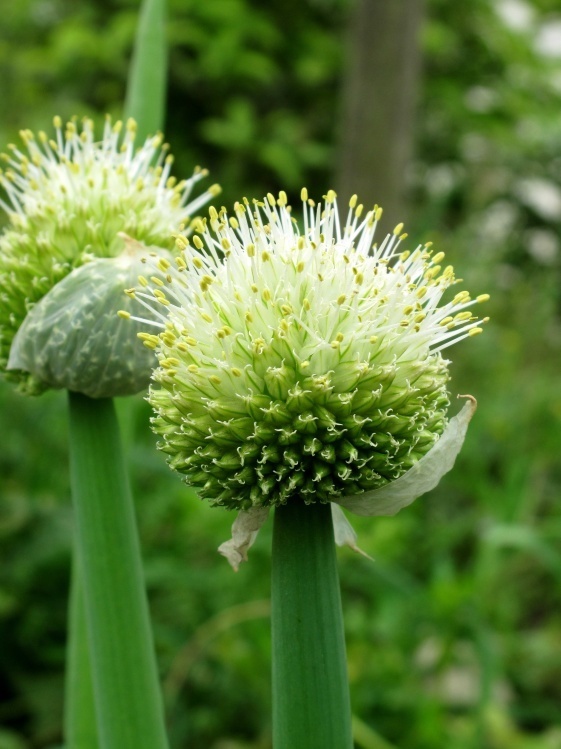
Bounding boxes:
375 207 383 221
432 252 445 264
188 365 199 373
138 275 148 287
326 189 337 202
251 284 259 293
231 368 242 377
281 304 293 315
137 332 159 349
201 312 213 323
247 244 255 257
468 327 483 337
303 298 311 311
262 251 271 262
349 194 358 208
425 265 441 280
477 294 490 303
454 311 472 322
209 375 221 384
262 288 272 302
193 257 203 269
440 316 454 326
335 332 344 342
416 286 428 299
355 272 364 285
193 235 204 250
209 183 222 196
453 291 470 304
117 310 131 319
301 187 308 202
151 276 164 287
200 275 213 291
278 190 288 206
245 311 253 323
393 222 404 235
267 192 276 206
370 336 378 344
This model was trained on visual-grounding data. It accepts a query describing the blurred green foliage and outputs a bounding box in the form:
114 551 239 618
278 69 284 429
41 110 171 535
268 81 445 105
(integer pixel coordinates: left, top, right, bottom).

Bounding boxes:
1 0 561 747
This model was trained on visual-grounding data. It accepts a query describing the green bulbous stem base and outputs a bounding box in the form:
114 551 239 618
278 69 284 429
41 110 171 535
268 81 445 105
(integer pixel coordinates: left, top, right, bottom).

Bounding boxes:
271 500 353 749
68 392 169 749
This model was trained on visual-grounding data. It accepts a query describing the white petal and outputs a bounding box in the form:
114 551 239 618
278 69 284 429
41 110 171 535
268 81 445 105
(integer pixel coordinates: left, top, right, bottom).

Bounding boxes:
331 504 373 560
335 396 477 517
218 507 270 571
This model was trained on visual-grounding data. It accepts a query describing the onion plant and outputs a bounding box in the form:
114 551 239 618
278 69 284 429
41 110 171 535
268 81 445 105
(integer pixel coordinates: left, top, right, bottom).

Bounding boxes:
0 1 217 746
128 189 487 747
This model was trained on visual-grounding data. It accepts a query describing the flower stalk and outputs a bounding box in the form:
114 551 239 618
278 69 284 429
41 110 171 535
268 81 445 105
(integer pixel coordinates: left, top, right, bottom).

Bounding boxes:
64 555 99 749
271 501 353 749
124 0 167 142
68 392 169 749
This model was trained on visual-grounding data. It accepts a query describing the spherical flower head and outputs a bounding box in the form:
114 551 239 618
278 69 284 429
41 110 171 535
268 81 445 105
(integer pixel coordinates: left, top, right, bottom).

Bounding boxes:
0 115 220 396
135 190 488 511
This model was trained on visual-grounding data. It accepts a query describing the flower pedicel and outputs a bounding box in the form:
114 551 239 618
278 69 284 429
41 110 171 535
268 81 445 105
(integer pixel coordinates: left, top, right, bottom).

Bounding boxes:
128 189 488 564
0 116 219 397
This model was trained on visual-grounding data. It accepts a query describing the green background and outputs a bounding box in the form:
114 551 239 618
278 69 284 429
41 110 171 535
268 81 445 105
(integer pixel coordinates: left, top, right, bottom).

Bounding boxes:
1 0 561 747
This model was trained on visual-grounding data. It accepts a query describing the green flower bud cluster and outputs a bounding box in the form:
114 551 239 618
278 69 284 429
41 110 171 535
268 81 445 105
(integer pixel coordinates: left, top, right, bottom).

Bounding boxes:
0 116 219 395
132 190 489 510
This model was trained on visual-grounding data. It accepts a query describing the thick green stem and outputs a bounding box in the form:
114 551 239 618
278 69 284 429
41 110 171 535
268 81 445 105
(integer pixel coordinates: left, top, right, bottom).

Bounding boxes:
271 501 353 749
124 0 167 141
64 554 99 749
68 392 169 749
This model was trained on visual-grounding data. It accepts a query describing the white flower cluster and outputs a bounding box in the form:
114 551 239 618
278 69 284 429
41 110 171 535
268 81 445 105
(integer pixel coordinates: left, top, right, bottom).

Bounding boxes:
129 190 488 510
0 116 219 394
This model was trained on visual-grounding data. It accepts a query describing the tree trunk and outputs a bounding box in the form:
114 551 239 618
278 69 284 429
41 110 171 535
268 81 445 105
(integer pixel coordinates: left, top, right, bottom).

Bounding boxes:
336 0 424 233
